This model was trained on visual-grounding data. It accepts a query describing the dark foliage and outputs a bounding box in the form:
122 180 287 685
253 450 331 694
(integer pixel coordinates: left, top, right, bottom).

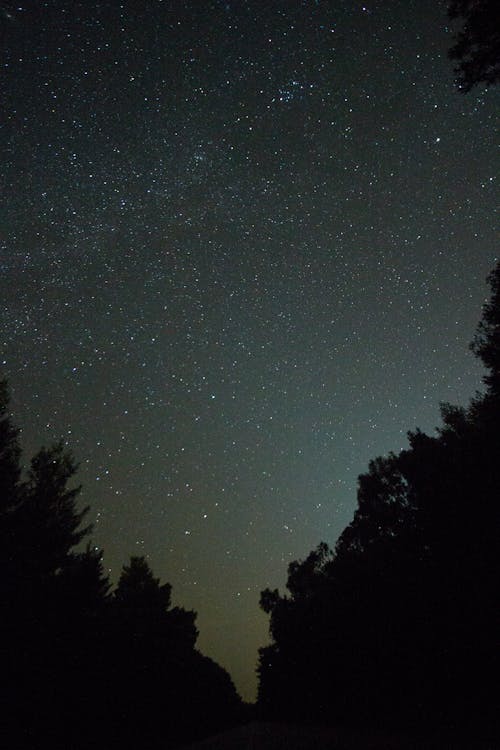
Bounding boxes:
471 262 500 393
0 385 244 750
0 417 109 749
448 0 500 91
0 378 21 507
93 556 242 750
258 263 500 742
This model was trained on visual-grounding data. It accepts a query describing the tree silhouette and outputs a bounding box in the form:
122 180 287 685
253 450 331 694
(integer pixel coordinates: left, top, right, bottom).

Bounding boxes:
448 0 500 91
471 262 500 392
0 383 112 749
108 556 240 749
258 263 500 740
19 443 91 593
0 384 106 614
56 543 111 615
0 378 21 508
115 554 172 609
114 555 198 648
0 385 244 749
258 543 336 720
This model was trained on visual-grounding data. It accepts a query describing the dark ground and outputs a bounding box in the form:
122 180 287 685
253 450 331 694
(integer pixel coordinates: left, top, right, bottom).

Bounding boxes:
181 721 498 749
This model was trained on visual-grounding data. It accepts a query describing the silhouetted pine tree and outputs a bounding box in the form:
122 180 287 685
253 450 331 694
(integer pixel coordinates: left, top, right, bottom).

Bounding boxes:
107 556 241 749
0 382 110 749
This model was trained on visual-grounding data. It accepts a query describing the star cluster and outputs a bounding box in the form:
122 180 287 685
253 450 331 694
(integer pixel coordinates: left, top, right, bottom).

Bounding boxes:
1 0 497 700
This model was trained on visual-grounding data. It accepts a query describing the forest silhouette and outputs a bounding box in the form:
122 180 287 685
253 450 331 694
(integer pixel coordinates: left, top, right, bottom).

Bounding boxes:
257 264 500 744
1 9 498 745
2 263 499 748
0 404 245 750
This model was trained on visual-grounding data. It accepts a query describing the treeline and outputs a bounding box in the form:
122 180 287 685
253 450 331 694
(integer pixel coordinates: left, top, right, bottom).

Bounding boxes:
257 264 500 741
2 260 499 746
0 398 244 750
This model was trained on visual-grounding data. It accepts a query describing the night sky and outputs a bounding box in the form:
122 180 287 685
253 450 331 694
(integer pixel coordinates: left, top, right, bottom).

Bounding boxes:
1 0 498 701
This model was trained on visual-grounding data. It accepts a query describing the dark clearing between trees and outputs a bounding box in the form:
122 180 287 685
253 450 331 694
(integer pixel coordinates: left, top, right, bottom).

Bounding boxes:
1 4 499 748
2 263 499 749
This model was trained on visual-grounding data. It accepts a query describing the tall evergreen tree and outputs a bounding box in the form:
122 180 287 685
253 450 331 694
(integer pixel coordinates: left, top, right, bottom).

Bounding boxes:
115 554 172 611
108 556 241 750
0 382 111 749
114 554 198 647
19 442 91 594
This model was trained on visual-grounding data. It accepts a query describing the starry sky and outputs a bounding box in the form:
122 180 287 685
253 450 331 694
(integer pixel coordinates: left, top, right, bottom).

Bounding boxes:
1 0 498 701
